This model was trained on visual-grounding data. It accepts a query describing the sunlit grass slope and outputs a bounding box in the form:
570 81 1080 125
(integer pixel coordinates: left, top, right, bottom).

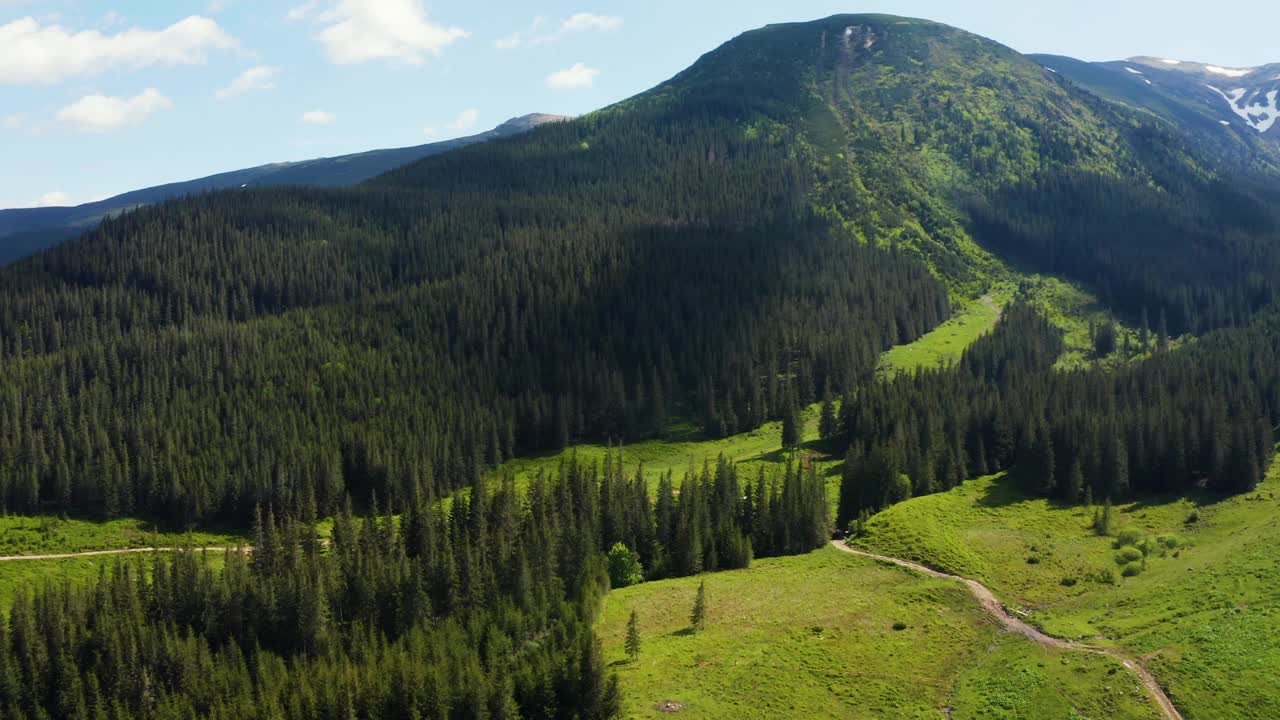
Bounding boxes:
597 546 1160 719
856 460 1280 719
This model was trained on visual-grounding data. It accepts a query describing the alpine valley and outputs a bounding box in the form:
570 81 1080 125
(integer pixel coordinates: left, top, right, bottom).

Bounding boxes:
1 13 1278 720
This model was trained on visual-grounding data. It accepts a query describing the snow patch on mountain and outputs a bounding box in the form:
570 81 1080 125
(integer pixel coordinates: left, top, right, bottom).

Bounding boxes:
1205 65 1253 78
1125 66 1144 75
1207 85 1279 132
1161 59 1181 65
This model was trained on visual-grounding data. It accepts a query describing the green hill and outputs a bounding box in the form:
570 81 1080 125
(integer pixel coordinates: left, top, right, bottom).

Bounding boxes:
1 13 1280 720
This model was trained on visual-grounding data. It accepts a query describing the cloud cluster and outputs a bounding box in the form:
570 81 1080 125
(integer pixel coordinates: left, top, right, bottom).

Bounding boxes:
545 63 599 90
497 13 622 50
32 191 74 208
0 15 237 85
423 108 479 138
307 0 468 65
216 65 279 100
301 110 336 125
56 88 173 133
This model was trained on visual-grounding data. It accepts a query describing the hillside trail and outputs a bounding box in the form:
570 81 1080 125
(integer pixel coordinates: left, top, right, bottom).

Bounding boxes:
0 546 243 561
830 541 1184 720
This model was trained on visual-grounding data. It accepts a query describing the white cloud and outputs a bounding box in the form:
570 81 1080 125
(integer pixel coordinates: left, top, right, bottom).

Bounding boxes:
0 15 237 85
312 0 466 65
33 191 74 207
498 13 622 50
216 65 278 100
56 88 172 133
545 63 599 90
286 1 318 21
301 109 336 125
561 13 623 33
423 108 479 138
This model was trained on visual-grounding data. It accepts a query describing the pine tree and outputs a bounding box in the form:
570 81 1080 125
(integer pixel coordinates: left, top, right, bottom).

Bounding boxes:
1093 498 1114 536
818 391 837 441
690 581 707 632
781 401 802 450
625 611 641 662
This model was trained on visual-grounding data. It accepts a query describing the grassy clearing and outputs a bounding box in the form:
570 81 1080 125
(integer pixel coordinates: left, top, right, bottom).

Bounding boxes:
0 514 246 556
597 546 1160 719
1018 274 1170 370
857 461 1280 719
488 403 843 505
876 286 1010 379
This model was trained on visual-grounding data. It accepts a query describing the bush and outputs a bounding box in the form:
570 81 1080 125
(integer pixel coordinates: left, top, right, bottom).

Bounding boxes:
1060 576 1078 587
1121 562 1143 577
607 543 645 589
1093 568 1118 585
1185 510 1200 525
1115 547 1143 564
1026 555 1041 565
892 621 908 631
1112 528 1142 548
1158 535 1180 549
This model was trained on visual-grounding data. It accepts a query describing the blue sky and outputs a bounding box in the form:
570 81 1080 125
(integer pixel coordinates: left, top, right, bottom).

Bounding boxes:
1 0 1276 210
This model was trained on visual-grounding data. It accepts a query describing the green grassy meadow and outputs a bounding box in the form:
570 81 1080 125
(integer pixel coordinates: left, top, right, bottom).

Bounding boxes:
0 514 246 556
856 462 1280 719
877 287 1009 379
597 546 1161 719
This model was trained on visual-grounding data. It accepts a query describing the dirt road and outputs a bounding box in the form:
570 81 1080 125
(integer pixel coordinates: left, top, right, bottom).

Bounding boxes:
830 541 1183 720
0 546 241 561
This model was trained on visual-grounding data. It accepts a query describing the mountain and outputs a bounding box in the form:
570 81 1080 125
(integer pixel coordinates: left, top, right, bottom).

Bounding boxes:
0 113 568 265
1 11 1275 520
1031 53 1280 167
1 13 1279 720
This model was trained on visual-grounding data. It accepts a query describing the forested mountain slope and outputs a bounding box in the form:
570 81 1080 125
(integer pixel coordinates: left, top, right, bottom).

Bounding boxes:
2 14 1278 525
0 114 568 265
2 13 1280 720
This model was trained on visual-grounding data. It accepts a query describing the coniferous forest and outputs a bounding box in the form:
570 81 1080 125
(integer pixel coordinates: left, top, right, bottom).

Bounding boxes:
2 12 1280 720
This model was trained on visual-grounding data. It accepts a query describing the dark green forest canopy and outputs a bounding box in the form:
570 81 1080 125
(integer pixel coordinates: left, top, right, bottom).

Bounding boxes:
0 12 1278 529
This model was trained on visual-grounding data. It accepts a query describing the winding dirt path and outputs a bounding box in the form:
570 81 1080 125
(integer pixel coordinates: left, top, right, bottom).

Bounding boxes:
830 541 1183 720
0 546 242 561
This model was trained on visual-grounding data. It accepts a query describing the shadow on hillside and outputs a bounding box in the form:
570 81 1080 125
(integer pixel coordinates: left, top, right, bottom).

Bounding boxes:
974 471 1234 514
741 438 841 466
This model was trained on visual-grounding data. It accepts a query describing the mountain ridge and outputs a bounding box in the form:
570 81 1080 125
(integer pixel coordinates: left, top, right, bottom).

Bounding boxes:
0 113 570 265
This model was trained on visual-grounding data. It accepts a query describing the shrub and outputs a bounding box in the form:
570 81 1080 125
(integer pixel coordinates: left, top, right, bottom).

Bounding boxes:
1112 528 1143 548
1121 562 1143 577
1026 555 1041 565
1115 547 1143 564
1185 510 1200 525
892 621 908 631
1093 568 1118 585
1158 535 1180 549
1060 576 1078 587
607 543 645 589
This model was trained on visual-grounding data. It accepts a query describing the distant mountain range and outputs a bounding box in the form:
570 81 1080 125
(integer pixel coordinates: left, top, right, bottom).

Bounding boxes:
0 113 569 265
1032 54 1280 166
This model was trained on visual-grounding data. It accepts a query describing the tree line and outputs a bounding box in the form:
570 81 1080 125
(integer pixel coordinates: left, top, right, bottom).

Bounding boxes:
0 450 828 720
836 300 1280 527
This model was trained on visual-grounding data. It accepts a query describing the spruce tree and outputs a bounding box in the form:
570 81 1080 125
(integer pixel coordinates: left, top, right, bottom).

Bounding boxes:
690 581 707 632
781 401 802 450
818 391 837 441
626 610 641 662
